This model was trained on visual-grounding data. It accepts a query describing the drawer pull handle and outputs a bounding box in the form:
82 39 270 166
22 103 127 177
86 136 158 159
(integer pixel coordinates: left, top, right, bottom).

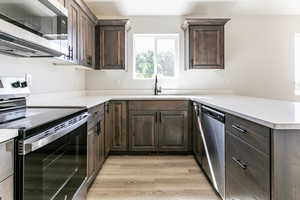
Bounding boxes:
232 157 247 169
232 125 247 134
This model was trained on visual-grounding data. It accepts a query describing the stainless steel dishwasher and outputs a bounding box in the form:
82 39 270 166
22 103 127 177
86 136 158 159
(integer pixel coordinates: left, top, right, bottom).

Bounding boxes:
198 105 225 200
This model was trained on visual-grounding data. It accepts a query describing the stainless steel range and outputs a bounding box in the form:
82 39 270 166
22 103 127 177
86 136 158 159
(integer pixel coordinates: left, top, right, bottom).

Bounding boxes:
0 76 88 200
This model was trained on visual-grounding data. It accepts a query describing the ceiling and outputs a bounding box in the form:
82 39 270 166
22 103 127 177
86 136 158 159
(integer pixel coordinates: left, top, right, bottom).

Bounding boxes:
84 0 300 17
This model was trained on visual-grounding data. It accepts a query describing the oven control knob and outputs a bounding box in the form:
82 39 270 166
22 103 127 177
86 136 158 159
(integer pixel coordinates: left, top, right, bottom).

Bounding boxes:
21 81 28 88
11 81 21 88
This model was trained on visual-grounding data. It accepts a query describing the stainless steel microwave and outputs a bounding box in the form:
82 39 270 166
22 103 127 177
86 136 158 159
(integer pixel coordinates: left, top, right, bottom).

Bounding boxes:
0 0 68 57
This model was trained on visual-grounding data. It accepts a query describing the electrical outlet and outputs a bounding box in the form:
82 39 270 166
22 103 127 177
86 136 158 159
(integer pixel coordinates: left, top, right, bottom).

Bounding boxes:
25 74 32 87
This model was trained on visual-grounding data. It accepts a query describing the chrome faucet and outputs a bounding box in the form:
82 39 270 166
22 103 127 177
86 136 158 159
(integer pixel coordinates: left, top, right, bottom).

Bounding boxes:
154 75 162 95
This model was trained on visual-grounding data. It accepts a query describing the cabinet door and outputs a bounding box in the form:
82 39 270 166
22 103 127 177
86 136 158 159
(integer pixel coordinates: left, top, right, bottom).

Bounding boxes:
111 101 128 151
86 19 95 68
129 111 157 151
99 119 105 166
189 25 224 69
226 133 270 200
67 0 80 63
158 111 188 152
104 103 112 157
79 12 88 65
87 128 96 178
94 123 101 171
99 26 125 70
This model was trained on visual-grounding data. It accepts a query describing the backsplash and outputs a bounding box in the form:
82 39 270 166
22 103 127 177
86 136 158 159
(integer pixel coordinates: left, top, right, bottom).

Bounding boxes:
0 55 86 94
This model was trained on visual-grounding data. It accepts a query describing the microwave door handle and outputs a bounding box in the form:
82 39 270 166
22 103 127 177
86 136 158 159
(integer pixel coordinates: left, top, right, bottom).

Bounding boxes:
21 114 88 155
196 113 219 192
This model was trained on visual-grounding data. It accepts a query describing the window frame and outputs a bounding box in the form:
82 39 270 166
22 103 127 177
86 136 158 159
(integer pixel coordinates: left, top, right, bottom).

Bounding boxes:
295 33 300 95
133 34 179 80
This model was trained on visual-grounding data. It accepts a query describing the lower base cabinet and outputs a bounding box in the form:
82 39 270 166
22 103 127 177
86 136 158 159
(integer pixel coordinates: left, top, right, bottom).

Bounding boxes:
225 114 270 200
128 101 189 152
87 105 105 187
226 133 270 200
129 111 157 151
158 111 188 152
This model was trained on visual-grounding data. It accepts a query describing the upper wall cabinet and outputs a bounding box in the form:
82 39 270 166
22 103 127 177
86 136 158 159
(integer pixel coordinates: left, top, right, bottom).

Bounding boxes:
183 18 230 70
67 0 96 68
95 19 130 70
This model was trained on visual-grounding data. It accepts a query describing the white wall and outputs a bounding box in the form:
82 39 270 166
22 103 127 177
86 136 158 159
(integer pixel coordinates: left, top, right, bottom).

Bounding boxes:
0 55 86 94
86 16 234 94
230 16 300 101
86 15 300 101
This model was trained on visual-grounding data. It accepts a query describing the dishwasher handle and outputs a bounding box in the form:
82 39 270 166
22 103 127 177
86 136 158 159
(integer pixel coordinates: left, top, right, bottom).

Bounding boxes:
202 106 225 123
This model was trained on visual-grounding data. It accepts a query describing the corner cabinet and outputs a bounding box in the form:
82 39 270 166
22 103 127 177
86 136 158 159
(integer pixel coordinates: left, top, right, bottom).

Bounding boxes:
183 18 230 69
95 19 130 70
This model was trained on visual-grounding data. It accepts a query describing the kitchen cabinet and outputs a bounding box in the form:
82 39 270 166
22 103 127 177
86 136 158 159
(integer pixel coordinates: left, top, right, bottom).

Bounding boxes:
158 111 188 151
225 114 270 200
79 12 95 68
96 19 130 70
129 111 157 151
183 18 230 69
87 104 105 187
67 0 95 68
67 0 80 63
104 102 112 157
226 134 270 200
128 101 189 152
110 101 128 152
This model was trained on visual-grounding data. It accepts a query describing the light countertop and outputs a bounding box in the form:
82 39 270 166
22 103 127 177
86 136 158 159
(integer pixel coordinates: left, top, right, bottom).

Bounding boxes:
0 129 18 144
26 94 300 130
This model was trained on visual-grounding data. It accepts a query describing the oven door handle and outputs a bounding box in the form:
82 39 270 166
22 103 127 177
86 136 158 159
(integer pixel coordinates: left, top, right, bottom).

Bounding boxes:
21 113 89 155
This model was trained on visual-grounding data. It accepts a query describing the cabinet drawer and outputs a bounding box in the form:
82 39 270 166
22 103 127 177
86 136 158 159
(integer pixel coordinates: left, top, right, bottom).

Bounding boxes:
227 133 270 200
88 104 104 130
226 114 270 155
128 101 189 111
0 140 14 182
0 176 13 200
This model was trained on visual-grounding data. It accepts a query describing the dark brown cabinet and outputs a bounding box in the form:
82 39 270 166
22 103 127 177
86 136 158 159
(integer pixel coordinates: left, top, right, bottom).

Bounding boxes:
109 101 128 152
225 114 270 200
79 12 95 68
226 134 270 200
96 20 129 70
129 111 157 151
104 102 112 157
87 104 105 187
67 0 80 63
158 111 188 152
183 18 230 69
67 0 95 68
128 101 189 152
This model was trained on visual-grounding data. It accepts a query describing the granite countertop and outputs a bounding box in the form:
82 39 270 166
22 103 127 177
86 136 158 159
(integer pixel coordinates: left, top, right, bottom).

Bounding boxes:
25 94 300 130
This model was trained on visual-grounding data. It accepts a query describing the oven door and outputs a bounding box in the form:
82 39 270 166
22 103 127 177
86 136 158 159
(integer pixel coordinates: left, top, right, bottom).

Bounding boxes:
17 114 88 200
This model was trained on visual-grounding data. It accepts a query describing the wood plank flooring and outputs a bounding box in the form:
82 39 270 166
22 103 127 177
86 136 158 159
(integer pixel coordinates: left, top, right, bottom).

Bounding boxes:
87 155 221 200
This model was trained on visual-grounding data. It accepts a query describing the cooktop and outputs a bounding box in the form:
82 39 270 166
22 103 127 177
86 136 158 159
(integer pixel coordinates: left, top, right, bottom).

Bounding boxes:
0 107 87 138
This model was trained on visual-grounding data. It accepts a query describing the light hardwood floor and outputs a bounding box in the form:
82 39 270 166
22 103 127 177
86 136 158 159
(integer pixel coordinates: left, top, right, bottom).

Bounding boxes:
87 155 221 200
